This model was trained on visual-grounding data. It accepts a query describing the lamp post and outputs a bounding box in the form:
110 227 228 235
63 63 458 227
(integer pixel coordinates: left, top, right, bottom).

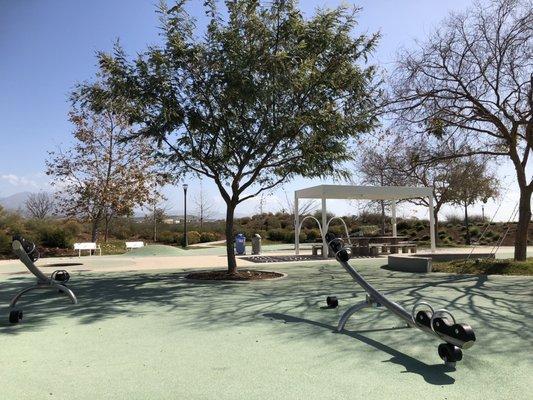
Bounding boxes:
183 183 188 248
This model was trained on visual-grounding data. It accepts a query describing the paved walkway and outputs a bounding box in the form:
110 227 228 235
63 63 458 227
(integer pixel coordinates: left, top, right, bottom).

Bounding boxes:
0 244 529 277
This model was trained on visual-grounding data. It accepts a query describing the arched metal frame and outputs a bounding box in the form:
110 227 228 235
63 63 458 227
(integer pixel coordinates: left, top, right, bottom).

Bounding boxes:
325 216 352 245
296 216 324 253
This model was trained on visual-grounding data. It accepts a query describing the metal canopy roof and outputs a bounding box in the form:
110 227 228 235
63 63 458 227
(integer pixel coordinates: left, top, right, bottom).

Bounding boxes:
294 184 433 201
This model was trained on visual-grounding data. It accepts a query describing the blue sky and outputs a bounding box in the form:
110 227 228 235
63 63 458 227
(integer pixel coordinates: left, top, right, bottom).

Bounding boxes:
0 0 523 220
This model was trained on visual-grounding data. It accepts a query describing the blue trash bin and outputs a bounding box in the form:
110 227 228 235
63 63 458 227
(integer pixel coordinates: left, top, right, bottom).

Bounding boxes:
235 234 246 255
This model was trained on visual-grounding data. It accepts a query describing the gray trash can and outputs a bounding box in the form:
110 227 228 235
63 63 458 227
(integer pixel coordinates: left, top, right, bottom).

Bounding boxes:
235 233 246 255
251 234 262 255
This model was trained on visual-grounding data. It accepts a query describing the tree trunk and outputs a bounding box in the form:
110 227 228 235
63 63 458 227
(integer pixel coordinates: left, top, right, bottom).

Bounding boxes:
380 200 385 235
225 202 237 274
91 217 100 242
153 205 157 242
464 202 470 245
514 186 531 261
104 220 109 243
433 211 439 246
104 214 112 243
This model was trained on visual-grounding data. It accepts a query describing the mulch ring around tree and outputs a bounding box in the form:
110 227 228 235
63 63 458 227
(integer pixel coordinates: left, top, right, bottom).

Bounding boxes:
185 270 285 281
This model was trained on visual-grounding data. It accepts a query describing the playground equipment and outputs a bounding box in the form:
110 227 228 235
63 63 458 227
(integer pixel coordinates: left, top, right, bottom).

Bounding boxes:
296 215 351 257
325 233 476 366
8 235 77 323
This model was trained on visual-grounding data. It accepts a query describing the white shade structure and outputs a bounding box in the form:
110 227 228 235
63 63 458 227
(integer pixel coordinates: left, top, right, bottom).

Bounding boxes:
294 184 436 257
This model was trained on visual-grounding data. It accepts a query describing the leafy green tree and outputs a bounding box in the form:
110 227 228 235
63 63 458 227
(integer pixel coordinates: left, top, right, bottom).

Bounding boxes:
78 0 380 272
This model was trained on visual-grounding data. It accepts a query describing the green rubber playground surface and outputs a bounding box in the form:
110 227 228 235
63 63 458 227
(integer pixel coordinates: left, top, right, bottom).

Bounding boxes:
0 258 531 399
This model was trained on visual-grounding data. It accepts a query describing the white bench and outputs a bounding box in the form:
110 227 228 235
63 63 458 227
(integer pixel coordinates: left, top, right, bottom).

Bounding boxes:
73 242 101 257
125 241 144 250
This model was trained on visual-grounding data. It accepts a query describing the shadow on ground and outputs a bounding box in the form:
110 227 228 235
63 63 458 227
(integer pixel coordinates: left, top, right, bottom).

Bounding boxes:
0 262 531 380
264 312 456 385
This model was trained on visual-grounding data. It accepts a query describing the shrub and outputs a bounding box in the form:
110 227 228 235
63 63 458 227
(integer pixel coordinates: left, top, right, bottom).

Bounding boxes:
267 228 287 242
158 231 176 244
40 227 73 248
396 220 411 231
276 230 303 243
469 226 480 236
415 225 424 232
359 225 379 236
188 231 201 245
0 231 11 255
200 232 218 243
63 220 82 236
305 228 321 242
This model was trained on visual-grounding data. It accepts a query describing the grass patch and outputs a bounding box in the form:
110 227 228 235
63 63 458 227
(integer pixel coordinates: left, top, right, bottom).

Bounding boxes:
432 257 533 276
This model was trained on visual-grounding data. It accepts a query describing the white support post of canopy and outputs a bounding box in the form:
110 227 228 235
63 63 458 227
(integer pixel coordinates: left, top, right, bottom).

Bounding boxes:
294 194 300 255
391 201 397 237
321 197 328 259
428 195 436 253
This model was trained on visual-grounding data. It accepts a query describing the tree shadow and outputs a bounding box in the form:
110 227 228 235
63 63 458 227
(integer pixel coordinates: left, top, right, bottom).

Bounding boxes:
0 262 530 363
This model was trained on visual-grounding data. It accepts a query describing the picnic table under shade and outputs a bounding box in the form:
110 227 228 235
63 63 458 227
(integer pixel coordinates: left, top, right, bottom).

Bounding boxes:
347 236 411 256
348 236 409 245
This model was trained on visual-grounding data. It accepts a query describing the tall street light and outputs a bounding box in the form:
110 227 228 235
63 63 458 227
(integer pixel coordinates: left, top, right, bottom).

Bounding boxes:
183 183 188 247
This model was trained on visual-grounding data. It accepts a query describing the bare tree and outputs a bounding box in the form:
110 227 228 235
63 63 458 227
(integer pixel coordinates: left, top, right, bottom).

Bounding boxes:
355 141 397 234
448 158 500 244
356 138 499 242
47 88 166 242
25 192 55 219
193 181 214 231
391 0 532 259
277 189 318 217
144 192 168 242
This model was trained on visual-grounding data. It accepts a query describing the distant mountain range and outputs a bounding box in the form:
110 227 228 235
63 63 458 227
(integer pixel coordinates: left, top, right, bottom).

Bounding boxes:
0 191 237 219
0 191 32 211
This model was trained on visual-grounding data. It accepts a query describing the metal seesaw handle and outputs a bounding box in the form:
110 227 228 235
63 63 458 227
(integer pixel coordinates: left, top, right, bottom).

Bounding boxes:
12 240 50 283
326 234 417 328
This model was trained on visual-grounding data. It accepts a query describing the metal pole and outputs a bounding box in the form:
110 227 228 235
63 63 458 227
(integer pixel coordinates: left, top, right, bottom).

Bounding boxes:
294 193 300 255
321 197 327 259
183 183 188 247
391 200 397 237
429 195 436 253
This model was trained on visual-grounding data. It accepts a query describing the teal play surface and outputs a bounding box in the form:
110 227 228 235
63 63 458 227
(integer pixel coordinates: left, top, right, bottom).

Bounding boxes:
0 258 531 399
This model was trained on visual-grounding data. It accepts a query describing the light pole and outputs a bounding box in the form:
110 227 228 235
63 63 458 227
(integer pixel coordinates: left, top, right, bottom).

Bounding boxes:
183 183 188 247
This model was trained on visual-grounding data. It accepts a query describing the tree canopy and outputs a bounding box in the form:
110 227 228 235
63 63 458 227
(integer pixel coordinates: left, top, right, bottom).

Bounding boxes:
47 85 166 241
78 0 381 271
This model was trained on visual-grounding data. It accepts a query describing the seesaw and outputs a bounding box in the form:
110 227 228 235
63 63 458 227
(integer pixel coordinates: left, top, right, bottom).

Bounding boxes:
8 235 77 323
325 233 475 366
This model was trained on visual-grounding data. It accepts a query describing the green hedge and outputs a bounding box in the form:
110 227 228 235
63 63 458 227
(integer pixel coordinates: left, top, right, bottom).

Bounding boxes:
39 227 73 248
